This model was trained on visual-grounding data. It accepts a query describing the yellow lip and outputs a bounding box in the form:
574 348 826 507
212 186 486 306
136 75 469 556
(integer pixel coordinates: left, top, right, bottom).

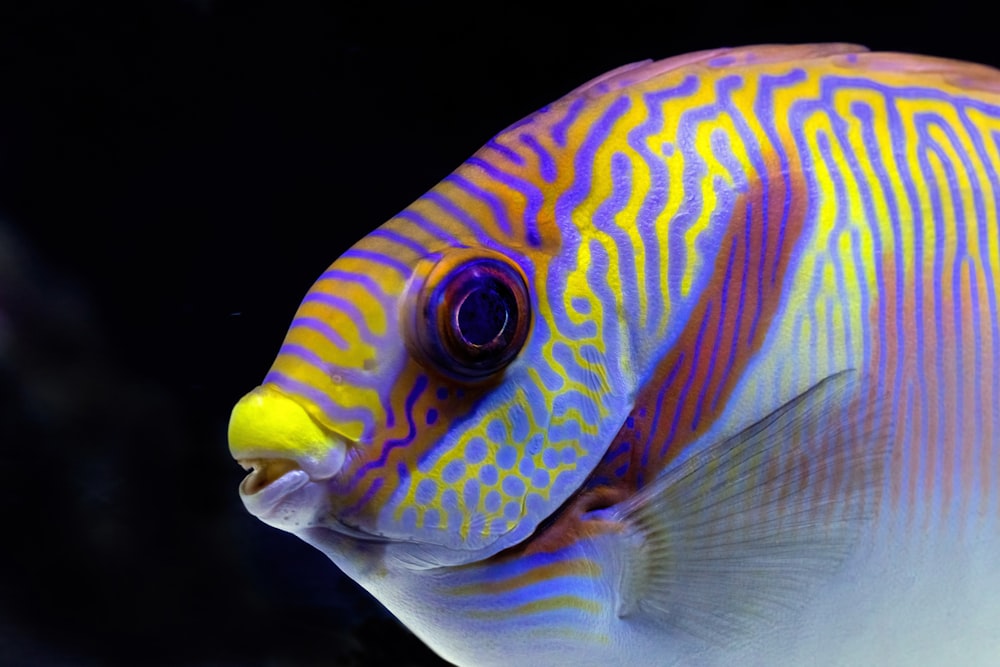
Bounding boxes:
228 384 347 494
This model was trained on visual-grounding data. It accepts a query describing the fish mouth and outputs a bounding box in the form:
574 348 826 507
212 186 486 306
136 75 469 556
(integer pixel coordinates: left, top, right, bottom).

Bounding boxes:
235 453 390 543
232 443 348 525
238 458 305 496
235 440 347 495
228 383 351 523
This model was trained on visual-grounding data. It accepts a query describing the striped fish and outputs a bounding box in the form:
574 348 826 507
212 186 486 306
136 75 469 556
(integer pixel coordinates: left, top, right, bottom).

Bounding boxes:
228 44 1000 666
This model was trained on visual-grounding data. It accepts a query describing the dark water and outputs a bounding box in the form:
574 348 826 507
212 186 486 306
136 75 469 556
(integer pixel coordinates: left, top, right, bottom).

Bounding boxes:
0 3 993 665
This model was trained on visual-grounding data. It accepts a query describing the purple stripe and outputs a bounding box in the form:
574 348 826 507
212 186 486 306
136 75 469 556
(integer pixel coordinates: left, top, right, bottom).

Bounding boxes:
953 255 970 515
785 273 810 397
465 156 543 247
786 83 876 392
650 350 684 464
591 152 640 352
500 106 541 135
966 259 985 514
445 172 515 235
677 302 713 441
445 544 589 584
814 129 857 371
958 110 1000 491
920 114 976 516
544 96 634 322
853 99 907 472
550 341 597 391
604 439 631 462
715 75 776 348
667 94 716 306
713 199 751 413
640 351 683 488
302 292 382 345
991 131 1000 517
317 268 392 302
901 382 917 518
395 209 463 244
563 91 632 196
341 248 411 276
755 70 807 290
551 97 586 147
276 343 382 392
707 123 750 193
786 94 831 379
819 75 1000 114
693 242 734 431
846 224 867 374
626 75 700 344
369 227 431 255
519 132 557 183
802 74 1000 426
585 239 622 371
915 115 949 514
263 370 376 441
700 116 754 401
351 374 427 483
422 190 497 247
486 137 525 166
884 95 930 497
708 55 737 68
441 548 602 622
824 102 887 385
277 342 329 374
291 315 349 350
664 77 750 312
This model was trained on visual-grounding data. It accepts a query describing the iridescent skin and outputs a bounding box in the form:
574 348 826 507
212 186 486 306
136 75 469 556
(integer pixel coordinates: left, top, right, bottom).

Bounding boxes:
229 44 1000 666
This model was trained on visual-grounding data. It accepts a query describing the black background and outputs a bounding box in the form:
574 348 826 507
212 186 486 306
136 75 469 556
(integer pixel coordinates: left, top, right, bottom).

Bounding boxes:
0 2 994 665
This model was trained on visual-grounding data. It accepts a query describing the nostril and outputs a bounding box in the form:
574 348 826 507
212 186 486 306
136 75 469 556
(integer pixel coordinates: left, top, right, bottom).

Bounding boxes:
238 459 303 495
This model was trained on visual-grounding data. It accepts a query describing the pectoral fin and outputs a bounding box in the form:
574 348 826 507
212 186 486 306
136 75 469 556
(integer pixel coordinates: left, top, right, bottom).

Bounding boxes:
604 371 891 644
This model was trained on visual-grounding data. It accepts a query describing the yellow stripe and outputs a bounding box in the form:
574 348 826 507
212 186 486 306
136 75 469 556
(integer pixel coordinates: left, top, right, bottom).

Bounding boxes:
465 594 601 620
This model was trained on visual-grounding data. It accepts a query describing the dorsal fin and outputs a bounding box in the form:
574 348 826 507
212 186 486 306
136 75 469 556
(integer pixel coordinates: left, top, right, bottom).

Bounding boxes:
560 43 1000 102
844 50 1000 94
561 43 869 100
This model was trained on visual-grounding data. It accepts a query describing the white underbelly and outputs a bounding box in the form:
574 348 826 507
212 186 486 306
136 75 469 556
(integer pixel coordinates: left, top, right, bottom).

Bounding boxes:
646 512 1000 667
786 516 1000 667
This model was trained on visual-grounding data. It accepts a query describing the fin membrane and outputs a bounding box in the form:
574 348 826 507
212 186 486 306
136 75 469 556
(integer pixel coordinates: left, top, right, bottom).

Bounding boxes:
610 370 892 645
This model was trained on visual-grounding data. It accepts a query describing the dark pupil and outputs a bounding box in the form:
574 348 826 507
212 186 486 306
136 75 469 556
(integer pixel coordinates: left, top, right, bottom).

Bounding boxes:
457 285 509 346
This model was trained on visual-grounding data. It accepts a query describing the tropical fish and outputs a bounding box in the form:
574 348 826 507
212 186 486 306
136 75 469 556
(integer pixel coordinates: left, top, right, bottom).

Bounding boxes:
228 43 1000 666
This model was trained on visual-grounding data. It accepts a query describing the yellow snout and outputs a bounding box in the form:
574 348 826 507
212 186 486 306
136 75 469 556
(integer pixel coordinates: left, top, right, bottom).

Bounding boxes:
228 385 347 494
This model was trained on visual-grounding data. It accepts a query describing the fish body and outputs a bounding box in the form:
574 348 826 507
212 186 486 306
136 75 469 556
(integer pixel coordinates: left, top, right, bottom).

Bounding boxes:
228 44 1000 666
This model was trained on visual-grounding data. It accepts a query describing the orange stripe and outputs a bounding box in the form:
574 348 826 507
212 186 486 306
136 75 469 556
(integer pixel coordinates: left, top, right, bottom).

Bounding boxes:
445 558 600 597
465 595 601 620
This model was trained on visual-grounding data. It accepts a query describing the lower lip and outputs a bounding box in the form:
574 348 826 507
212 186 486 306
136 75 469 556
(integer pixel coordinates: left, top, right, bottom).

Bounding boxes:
239 468 311 518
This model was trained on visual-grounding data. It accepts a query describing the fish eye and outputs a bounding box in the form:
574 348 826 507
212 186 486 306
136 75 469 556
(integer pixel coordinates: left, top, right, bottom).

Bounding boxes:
416 256 530 380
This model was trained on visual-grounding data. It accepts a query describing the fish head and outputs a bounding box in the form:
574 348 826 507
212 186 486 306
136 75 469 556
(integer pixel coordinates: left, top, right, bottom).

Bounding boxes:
228 197 635 568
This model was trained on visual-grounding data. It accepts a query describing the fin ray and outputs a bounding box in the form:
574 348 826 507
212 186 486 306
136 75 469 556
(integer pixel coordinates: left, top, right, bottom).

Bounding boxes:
604 371 892 645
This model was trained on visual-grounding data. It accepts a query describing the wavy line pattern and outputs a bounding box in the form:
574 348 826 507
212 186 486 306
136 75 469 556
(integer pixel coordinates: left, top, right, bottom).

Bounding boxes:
260 48 1000 589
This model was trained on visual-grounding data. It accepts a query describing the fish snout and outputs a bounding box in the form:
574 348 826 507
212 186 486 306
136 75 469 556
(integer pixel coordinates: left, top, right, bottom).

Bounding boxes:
228 385 347 511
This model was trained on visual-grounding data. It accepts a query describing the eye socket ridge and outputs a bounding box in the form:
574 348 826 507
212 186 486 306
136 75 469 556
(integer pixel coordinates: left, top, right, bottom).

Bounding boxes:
416 254 531 380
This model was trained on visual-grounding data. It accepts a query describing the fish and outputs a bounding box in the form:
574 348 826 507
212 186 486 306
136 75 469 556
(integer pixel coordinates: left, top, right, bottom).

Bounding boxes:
227 43 1000 666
